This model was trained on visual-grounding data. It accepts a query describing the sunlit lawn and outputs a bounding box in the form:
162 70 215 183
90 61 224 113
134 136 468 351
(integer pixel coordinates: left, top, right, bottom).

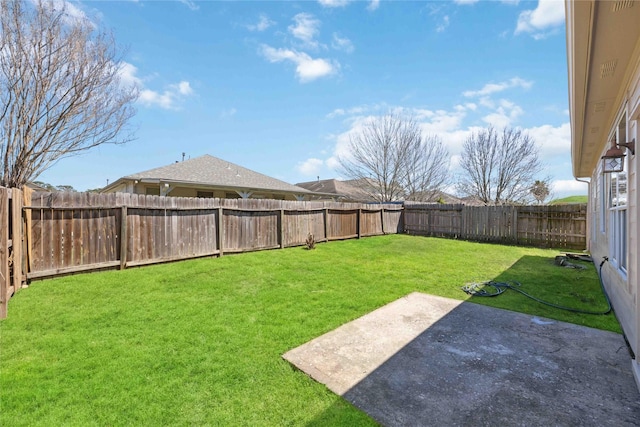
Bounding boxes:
0 234 618 426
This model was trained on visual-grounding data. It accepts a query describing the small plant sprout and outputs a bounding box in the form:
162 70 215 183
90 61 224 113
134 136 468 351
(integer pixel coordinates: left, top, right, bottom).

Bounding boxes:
305 233 316 250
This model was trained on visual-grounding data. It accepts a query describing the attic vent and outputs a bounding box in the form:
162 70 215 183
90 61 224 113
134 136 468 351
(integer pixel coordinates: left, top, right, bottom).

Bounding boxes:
612 1 634 12
594 102 606 113
600 60 618 78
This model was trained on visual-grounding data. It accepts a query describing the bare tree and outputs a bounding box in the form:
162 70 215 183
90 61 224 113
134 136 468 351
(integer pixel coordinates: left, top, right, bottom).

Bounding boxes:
0 0 138 188
403 134 449 202
338 114 449 202
457 126 542 205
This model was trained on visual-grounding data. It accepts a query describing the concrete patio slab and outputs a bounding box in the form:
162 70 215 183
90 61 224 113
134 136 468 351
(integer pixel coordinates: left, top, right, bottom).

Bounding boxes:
283 292 640 426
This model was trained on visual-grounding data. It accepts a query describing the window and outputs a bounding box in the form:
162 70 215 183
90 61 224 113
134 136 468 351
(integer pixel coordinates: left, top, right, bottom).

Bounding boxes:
197 191 214 198
609 169 627 272
608 114 628 274
145 187 160 196
594 163 605 239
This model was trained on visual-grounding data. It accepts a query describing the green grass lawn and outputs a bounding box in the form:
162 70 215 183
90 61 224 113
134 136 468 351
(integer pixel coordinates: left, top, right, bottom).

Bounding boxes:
549 195 588 204
0 235 618 426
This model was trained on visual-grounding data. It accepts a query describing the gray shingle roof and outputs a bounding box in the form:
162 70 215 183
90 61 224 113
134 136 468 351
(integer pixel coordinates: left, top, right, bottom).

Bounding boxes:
124 154 313 194
295 179 373 201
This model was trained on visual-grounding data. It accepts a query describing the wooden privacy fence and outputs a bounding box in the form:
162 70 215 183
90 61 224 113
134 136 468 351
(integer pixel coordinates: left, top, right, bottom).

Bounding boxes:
1 187 589 318
0 187 25 319
24 192 403 282
403 203 587 250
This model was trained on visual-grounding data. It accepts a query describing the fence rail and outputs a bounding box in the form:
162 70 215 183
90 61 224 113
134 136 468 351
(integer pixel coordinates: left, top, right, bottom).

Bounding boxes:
0 186 587 318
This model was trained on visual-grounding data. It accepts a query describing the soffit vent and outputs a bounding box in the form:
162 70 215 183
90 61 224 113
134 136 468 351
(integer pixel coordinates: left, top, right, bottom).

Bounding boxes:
590 127 600 134
612 1 634 12
600 60 618 78
594 102 606 113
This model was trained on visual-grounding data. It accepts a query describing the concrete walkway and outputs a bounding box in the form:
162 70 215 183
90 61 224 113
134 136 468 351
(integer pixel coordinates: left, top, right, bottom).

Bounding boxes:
284 293 640 426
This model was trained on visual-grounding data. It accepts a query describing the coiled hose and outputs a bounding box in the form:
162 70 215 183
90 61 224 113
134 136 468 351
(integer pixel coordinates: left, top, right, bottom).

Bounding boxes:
461 257 612 316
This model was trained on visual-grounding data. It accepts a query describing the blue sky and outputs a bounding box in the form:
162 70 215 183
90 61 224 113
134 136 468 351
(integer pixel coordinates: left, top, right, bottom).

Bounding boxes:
37 0 584 198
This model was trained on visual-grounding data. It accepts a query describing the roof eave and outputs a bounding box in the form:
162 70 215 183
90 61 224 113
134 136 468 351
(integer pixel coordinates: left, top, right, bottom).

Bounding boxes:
116 177 315 196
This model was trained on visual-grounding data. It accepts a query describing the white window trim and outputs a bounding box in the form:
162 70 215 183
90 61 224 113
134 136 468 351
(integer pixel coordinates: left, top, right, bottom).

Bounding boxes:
607 112 628 276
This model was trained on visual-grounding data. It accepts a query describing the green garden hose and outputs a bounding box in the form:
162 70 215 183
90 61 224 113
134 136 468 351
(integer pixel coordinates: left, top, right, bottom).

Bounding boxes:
461 257 612 316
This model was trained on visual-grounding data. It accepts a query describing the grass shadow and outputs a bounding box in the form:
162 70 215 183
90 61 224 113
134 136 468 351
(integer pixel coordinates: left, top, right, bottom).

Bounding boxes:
464 255 620 333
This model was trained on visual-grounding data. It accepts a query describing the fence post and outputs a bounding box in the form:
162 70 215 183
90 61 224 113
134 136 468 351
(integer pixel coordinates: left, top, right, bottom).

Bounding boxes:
120 206 128 270
0 188 8 319
217 207 224 256
357 208 361 238
323 208 328 241
11 188 23 291
512 206 519 245
380 207 386 235
278 209 284 249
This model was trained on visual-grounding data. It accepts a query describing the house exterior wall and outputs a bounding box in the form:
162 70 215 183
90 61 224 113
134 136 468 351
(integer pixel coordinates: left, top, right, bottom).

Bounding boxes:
589 61 640 384
110 181 303 201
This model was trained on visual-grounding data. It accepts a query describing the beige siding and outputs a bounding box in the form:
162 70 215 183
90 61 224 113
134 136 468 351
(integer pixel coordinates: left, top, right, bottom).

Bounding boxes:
590 63 640 368
630 64 640 378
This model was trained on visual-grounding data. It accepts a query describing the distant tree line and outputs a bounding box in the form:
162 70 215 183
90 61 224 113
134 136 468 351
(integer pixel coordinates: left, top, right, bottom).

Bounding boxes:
339 114 551 205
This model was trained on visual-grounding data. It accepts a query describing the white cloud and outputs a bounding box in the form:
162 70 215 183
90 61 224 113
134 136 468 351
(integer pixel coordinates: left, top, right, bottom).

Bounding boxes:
178 0 199 11
36 0 94 26
296 158 324 175
551 179 588 197
289 13 321 45
332 33 354 53
326 106 371 119
482 99 524 127
118 62 143 88
463 77 533 97
416 108 467 134
56 0 89 22
367 0 380 11
220 108 237 119
454 0 480 4
247 14 275 32
175 81 193 95
318 0 351 8
478 97 495 109
139 80 193 109
527 122 571 160
436 16 450 33
121 63 194 110
515 0 565 38
260 45 338 83
326 108 346 119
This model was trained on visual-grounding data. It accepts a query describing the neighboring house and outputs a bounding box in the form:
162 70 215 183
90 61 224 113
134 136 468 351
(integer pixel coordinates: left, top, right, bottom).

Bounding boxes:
405 190 464 204
295 179 374 202
26 182 53 192
102 154 316 201
297 178 463 204
566 0 640 387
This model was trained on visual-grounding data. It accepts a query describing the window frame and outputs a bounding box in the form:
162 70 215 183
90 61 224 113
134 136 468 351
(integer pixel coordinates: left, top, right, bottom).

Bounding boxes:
607 113 628 276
